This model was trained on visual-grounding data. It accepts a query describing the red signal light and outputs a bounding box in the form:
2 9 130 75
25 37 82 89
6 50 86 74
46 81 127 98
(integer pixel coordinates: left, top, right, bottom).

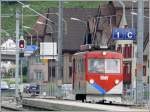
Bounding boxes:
19 39 25 49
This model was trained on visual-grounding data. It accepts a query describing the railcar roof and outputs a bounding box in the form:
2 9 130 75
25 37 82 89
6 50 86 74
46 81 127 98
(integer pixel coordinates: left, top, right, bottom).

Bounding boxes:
73 50 121 56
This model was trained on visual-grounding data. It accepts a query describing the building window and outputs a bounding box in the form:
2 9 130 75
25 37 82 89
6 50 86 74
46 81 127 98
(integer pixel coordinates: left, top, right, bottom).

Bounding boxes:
124 44 128 58
36 71 43 80
52 67 55 78
143 65 146 76
123 63 131 83
69 66 72 78
117 44 122 53
49 66 55 81
35 57 43 63
148 76 149 84
128 44 132 58
123 44 132 58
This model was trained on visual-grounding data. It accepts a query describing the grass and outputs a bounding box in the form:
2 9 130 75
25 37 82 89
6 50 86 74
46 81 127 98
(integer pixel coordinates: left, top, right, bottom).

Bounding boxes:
1 1 105 38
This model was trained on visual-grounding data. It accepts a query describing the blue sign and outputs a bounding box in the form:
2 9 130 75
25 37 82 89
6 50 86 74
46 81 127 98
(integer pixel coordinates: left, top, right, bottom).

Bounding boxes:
25 45 38 51
112 28 136 40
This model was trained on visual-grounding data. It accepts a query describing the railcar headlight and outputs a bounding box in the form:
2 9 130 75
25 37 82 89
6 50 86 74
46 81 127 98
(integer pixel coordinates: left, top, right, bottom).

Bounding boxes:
115 79 119 85
89 79 94 84
102 52 106 55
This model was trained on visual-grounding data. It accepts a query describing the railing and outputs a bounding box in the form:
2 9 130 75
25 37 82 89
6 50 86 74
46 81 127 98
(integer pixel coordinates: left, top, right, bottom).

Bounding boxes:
122 84 149 105
39 83 74 99
1 89 15 97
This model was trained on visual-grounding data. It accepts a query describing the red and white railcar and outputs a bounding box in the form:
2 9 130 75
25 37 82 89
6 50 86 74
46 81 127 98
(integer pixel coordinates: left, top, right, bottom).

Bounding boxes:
72 50 123 102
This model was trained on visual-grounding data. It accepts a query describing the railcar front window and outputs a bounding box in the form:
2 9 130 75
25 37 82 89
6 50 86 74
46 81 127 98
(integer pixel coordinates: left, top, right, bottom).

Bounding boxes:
88 59 120 74
105 59 120 73
88 59 105 73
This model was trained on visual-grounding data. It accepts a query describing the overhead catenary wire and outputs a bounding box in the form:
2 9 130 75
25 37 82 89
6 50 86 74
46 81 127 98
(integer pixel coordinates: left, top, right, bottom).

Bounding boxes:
17 1 55 24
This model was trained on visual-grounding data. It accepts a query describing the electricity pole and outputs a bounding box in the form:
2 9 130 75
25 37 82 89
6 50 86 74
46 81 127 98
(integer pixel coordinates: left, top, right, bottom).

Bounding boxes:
148 1 150 109
57 0 63 86
15 9 20 102
136 0 144 105
0 0 2 111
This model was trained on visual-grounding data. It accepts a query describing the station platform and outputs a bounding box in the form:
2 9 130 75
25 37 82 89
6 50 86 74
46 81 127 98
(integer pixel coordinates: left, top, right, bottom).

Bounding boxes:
22 98 149 111
2 100 23 111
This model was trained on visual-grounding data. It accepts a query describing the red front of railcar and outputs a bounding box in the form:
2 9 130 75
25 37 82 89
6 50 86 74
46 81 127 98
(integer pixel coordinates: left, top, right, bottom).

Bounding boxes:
85 51 123 94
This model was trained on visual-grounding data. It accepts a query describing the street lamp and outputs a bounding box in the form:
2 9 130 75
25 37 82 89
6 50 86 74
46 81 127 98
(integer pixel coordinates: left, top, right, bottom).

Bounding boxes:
23 26 39 46
70 17 87 25
70 17 88 44
131 12 149 19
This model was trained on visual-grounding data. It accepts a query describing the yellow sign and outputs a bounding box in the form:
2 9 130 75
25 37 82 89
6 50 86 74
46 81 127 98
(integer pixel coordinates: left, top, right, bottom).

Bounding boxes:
42 59 48 63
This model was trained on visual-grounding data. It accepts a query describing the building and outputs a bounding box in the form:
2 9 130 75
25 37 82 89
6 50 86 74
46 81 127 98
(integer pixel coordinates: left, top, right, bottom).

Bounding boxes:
26 14 49 83
113 1 149 89
83 1 149 90
44 8 98 84
28 1 149 88
28 8 99 84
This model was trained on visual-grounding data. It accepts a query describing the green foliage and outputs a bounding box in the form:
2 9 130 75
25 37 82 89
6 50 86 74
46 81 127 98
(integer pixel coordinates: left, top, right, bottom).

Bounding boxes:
23 75 28 83
3 79 16 85
64 1 101 8
4 68 15 78
23 66 28 76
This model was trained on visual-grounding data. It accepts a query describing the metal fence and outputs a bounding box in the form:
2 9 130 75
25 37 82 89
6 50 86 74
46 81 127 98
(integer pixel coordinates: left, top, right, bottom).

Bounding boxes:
122 85 149 105
143 85 149 104
39 83 57 97
39 83 74 99
1 89 15 97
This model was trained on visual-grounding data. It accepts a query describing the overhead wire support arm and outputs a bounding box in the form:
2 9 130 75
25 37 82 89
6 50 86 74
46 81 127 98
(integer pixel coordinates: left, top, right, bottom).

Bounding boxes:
17 1 55 24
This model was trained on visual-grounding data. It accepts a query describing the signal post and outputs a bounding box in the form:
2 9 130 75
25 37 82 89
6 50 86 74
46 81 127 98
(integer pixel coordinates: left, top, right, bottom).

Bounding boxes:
15 10 25 104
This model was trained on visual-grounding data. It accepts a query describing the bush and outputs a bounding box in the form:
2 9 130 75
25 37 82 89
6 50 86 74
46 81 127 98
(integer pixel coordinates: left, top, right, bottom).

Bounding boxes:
3 79 15 85
23 75 28 83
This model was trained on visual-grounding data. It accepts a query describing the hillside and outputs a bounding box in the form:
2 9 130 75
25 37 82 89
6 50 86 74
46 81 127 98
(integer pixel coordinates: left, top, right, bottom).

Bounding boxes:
1 1 105 38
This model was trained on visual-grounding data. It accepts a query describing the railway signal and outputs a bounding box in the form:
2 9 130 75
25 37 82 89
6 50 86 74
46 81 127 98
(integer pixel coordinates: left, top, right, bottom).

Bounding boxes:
19 39 25 49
